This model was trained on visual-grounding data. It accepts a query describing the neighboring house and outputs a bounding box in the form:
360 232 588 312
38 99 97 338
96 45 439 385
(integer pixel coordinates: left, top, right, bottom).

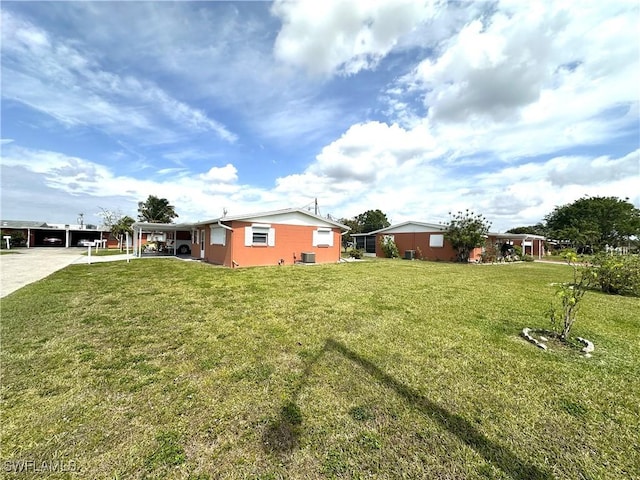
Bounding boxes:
368 221 466 261
486 233 546 259
189 208 350 268
369 221 547 261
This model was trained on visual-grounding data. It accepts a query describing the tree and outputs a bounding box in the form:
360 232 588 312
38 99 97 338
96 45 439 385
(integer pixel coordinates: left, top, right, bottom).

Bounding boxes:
548 251 596 340
340 209 391 247
99 209 135 250
544 196 640 252
356 209 390 233
506 223 546 235
113 216 135 250
137 195 179 223
444 210 491 262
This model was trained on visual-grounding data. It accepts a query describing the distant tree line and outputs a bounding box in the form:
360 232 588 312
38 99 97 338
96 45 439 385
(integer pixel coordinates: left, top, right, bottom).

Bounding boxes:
507 196 640 253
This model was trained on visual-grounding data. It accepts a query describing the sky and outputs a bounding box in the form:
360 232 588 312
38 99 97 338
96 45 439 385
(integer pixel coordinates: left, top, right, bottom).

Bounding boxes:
1 0 638 231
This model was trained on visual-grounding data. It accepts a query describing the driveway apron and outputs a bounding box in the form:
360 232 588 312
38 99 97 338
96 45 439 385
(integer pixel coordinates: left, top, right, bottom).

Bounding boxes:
0 248 83 298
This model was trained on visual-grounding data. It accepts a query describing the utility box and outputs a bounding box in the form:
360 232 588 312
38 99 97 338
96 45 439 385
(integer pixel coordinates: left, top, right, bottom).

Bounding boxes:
301 252 316 263
404 250 415 260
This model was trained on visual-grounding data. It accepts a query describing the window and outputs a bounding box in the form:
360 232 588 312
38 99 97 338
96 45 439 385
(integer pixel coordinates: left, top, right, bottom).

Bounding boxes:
245 224 275 246
313 228 333 247
252 230 268 244
210 226 226 246
429 234 444 248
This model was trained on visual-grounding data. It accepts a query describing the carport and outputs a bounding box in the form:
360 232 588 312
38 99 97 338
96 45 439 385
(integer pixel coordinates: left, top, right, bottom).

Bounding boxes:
132 222 193 257
1 220 111 248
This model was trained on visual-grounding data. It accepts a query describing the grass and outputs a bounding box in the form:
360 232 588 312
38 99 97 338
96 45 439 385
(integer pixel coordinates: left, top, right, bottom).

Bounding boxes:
1 259 639 479
81 248 131 256
0 250 22 255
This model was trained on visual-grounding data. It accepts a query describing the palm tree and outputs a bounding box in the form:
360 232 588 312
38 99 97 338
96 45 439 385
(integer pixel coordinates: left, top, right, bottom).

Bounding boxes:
137 195 179 223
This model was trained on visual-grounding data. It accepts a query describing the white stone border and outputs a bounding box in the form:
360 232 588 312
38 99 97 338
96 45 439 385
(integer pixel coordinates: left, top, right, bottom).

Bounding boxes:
521 328 547 350
576 337 595 357
521 328 595 356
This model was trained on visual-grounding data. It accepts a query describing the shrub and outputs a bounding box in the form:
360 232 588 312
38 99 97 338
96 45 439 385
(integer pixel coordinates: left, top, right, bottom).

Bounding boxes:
348 248 364 259
522 254 534 262
481 242 498 263
592 254 640 296
380 236 399 258
0 231 26 248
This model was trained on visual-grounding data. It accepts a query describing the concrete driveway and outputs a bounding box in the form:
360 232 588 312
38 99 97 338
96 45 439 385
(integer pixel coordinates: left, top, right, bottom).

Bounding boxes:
0 248 83 298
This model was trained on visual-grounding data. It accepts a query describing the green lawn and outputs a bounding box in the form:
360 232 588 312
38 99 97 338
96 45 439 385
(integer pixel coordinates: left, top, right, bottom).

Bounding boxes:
81 248 131 256
1 259 638 479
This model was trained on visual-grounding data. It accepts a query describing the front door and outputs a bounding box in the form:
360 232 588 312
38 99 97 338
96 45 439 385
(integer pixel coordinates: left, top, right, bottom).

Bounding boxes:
200 229 205 259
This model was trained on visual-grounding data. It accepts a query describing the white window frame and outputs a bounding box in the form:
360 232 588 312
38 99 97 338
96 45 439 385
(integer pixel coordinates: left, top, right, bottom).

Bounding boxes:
312 228 333 247
245 224 275 247
429 234 444 248
210 226 226 246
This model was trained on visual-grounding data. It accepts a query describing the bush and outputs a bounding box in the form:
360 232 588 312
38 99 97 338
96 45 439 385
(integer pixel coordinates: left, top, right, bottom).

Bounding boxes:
481 242 498 263
0 231 26 248
348 248 364 259
592 254 640 296
522 254 534 262
380 236 399 258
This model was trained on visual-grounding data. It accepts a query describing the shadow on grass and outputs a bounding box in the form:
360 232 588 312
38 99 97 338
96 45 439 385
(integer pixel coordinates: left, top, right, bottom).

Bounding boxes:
263 338 551 480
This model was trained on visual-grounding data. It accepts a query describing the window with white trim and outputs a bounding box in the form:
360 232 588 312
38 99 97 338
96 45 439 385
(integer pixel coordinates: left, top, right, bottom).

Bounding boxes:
210 226 226 245
429 234 444 248
211 226 225 245
312 228 333 247
253 230 268 244
244 224 275 246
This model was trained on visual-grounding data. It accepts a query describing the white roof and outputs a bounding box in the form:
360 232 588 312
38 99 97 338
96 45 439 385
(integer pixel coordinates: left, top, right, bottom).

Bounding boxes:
132 222 192 231
488 232 546 240
192 208 349 231
368 221 446 235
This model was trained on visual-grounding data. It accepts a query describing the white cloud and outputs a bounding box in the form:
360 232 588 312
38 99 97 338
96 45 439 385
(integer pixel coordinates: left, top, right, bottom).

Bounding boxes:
395 1 639 126
0 145 252 223
309 121 442 182
271 119 639 230
0 9 236 144
199 164 238 184
272 0 437 76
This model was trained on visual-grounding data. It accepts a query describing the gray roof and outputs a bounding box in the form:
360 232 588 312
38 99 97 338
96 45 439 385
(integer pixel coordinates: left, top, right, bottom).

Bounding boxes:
0 220 49 228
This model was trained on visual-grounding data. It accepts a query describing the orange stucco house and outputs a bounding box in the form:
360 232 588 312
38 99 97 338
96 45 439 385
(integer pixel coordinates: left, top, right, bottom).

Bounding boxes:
369 221 468 261
189 208 350 268
368 221 546 261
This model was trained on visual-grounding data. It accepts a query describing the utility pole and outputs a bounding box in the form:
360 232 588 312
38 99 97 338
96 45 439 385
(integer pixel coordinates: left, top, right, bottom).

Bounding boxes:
314 198 318 215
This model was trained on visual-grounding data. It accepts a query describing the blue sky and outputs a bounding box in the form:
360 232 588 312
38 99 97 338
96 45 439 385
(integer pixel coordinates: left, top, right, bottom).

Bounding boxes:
1 1 638 231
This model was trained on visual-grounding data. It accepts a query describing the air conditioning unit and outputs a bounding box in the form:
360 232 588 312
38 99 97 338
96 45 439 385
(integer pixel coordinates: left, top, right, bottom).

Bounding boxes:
301 252 316 263
404 250 415 260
